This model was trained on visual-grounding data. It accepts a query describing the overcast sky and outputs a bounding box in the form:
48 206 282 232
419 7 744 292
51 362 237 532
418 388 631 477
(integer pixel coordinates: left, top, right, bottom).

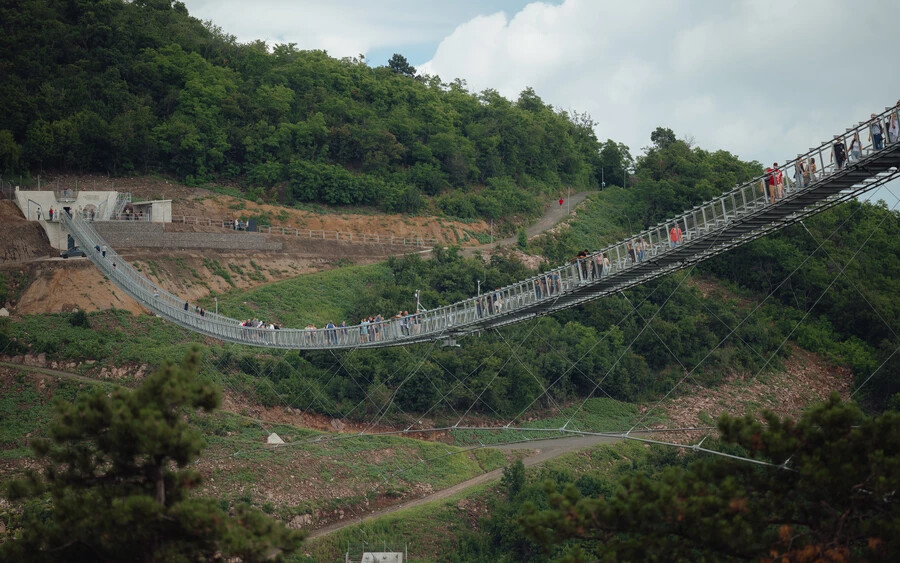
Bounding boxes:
183 0 900 201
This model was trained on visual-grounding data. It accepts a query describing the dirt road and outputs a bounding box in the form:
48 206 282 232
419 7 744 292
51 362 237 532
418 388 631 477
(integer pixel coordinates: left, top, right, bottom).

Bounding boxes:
513 191 593 242
0 361 618 541
306 433 617 540
464 190 593 257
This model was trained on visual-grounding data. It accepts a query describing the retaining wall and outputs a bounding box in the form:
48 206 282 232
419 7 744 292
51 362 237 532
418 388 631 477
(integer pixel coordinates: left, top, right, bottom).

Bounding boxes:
93 222 283 251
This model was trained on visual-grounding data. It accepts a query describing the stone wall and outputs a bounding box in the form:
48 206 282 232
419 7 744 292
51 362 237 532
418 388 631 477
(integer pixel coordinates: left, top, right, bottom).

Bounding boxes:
93 222 283 251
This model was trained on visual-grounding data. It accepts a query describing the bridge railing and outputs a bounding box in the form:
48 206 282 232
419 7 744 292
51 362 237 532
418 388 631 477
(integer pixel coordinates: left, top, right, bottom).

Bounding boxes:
63 103 900 349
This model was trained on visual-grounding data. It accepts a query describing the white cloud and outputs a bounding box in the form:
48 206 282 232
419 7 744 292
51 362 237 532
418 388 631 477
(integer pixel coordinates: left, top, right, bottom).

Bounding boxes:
182 0 514 60
421 0 900 164
182 0 900 174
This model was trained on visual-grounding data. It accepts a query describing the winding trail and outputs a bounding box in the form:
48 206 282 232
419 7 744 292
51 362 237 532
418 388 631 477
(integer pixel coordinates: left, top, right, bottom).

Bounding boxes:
464 190 594 255
306 433 617 540
2 361 617 541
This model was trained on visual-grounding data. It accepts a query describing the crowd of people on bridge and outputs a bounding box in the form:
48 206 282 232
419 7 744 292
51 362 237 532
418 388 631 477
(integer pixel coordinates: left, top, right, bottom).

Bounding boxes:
777 103 900 202
83 104 900 351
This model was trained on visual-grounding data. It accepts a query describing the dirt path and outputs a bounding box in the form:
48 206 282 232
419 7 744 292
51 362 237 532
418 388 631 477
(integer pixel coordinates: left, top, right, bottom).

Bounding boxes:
515 191 593 241
463 190 593 257
306 434 617 540
1 360 617 541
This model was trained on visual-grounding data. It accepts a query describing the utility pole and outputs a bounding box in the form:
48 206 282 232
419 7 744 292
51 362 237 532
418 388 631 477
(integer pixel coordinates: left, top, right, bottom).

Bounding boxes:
214 297 218 315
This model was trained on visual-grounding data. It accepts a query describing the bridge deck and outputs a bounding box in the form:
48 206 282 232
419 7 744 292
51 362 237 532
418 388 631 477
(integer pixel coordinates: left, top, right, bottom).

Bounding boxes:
62 107 900 349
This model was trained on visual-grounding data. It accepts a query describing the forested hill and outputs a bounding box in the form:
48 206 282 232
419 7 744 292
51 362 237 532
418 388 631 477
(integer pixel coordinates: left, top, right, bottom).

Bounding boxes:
0 0 629 218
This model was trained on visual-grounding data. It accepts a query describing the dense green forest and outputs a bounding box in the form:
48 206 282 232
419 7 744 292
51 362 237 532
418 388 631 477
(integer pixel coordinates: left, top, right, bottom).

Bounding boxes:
451 397 900 562
0 0 629 218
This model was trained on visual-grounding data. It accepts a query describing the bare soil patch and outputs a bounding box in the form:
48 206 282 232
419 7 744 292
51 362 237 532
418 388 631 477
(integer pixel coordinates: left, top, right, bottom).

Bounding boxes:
45 173 490 245
0 201 55 264
649 348 852 444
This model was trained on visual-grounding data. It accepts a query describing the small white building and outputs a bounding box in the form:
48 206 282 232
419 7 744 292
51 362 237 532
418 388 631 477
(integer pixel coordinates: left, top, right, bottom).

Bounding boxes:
12 187 171 250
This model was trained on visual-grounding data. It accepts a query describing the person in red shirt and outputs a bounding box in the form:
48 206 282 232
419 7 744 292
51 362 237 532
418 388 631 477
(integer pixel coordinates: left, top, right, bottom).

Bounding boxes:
764 165 777 203
669 225 683 248
559 198 564 206
774 162 784 199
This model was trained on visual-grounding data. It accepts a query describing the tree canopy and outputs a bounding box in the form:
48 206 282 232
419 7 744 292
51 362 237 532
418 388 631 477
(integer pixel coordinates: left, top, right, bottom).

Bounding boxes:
520 396 900 561
1 348 303 562
0 0 622 218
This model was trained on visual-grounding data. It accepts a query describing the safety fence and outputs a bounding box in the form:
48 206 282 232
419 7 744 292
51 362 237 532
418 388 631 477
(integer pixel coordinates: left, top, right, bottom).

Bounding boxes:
101 212 438 247
62 104 900 349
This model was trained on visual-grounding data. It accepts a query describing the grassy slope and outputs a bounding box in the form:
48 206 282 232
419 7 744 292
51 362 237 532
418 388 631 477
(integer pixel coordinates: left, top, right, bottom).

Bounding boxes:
205 262 394 327
0 365 509 518
4 310 205 367
450 397 662 446
0 372 119 461
300 439 670 562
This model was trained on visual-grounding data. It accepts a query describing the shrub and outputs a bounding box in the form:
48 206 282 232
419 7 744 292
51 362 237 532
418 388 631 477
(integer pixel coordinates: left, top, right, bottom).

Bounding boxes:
69 310 90 328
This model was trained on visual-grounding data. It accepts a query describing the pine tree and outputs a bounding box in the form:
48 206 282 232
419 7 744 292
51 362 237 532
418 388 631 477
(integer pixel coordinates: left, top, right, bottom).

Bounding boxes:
1 348 304 562
520 395 900 561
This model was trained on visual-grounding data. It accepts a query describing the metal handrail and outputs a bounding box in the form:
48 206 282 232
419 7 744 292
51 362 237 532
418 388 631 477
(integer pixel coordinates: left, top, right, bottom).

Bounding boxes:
61 103 900 350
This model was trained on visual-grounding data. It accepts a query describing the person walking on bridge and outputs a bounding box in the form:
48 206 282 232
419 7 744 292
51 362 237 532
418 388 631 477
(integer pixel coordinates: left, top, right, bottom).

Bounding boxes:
831 136 847 171
774 164 784 199
669 224 683 248
870 114 884 150
848 133 862 163
889 108 900 145
794 157 807 189
765 165 777 203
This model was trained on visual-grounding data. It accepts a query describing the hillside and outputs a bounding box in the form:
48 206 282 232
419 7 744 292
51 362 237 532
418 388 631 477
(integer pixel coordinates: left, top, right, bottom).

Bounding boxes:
0 0 628 222
0 170 500 318
0 2 897 558
0 318 854 553
43 173 495 244
0 200 53 264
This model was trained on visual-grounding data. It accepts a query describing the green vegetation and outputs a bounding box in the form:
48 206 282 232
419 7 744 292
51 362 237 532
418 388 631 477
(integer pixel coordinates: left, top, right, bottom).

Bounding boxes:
450 398 656 446
304 440 679 562
517 397 900 561
0 270 29 306
203 257 234 286
534 128 900 410
209 262 394 325
0 372 115 460
2 309 206 368
0 0 629 219
703 199 900 408
1 350 303 561
0 361 512 542
517 228 528 250
334 397 897 562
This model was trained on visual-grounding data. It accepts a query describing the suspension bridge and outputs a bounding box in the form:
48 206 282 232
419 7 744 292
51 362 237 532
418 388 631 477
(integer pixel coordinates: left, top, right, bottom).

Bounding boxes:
61 106 900 350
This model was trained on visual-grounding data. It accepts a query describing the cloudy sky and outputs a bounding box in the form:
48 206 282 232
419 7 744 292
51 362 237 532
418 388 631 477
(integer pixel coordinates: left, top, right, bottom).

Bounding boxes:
183 0 899 197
